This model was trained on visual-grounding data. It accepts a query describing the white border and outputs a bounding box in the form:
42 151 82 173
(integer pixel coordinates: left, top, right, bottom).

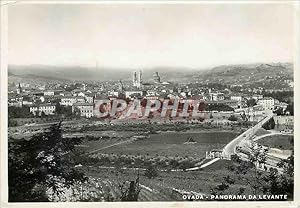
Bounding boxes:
1 1 299 208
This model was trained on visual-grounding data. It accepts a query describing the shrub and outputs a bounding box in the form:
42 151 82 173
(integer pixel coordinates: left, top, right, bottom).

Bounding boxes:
144 164 158 179
228 115 238 121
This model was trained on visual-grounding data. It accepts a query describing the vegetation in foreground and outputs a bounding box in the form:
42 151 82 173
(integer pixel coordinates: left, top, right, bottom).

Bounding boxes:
8 122 294 201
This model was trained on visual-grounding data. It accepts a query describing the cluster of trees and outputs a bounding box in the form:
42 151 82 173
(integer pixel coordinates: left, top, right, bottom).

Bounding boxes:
81 153 198 170
263 91 293 104
82 122 192 133
205 104 234 112
8 122 144 202
8 106 33 118
119 178 141 201
286 103 294 116
55 103 73 117
262 117 276 130
228 115 238 122
8 122 86 201
145 164 159 179
246 98 257 107
213 142 294 200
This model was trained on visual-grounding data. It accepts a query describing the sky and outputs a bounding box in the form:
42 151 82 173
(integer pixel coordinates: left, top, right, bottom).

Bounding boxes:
8 3 294 69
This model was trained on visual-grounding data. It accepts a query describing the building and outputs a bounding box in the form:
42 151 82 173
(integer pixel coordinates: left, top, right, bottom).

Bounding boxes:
252 94 263 101
8 94 23 107
16 83 22 94
133 70 142 89
29 103 56 116
153 72 161 83
60 96 85 106
72 103 93 118
125 90 143 98
22 96 34 106
118 80 125 92
85 94 94 103
257 97 275 110
230 94 243 102
273 116 293 127
44 90 55 96
210 93 225 101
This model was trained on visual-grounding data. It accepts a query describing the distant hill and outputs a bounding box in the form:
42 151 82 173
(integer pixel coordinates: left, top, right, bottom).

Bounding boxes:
191 63 293 87
8 65 198 82
8 63 293 88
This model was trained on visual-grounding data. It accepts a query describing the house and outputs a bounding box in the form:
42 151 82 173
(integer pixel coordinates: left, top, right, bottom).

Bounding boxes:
44 90 55 96
210 93 225 101
22 96 34 106
273 116 293 127
29 103 56 116
71 89 84 96
60 96 85 106
274 102 289 111
8 94 23 107
230 94 243 102
252 94 263 101
257 97 275 110
72 103 94 118
85 93 95 103
77 92 85 97
125 91 143 98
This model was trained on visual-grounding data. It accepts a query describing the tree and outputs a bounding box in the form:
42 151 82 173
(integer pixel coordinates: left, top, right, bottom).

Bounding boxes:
119 174 141 201
228 115 238 121
213 142 294 200
8 122 86 202
8 106 33 118
247 98 257 107
206 104 234 112
40 111 46 118
274 107 285 116
8 119 18 127
144 164 158 179
286 103 294 116
262 117 275 130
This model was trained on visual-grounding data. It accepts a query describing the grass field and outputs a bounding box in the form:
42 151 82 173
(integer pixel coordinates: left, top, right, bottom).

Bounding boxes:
257 134 293 150
93 131 239 158
82 159 254 201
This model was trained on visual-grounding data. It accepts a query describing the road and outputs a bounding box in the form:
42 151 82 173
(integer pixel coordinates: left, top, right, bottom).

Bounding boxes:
222 113 274 157
195 113 274 169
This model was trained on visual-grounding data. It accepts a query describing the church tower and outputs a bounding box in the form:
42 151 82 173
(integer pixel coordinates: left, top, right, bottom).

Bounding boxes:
16 83 22 94
133 70 142 89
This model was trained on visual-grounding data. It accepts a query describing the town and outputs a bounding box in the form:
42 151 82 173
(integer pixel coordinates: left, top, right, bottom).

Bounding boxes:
7 63 294 202
8 69 293 121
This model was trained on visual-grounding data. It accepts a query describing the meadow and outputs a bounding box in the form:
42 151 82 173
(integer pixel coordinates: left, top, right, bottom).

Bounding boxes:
82 131 239 158
257 134 293 150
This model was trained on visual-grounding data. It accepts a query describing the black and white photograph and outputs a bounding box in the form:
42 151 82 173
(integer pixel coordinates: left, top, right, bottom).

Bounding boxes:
0 0 298 206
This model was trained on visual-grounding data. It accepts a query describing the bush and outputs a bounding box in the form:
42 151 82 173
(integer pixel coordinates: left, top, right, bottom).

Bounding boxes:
228 115 238 121
144 164 158 179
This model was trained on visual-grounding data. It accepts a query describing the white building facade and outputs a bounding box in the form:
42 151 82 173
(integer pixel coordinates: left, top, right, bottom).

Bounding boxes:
257 97 275 110
72 103 94 118
30 104 56 116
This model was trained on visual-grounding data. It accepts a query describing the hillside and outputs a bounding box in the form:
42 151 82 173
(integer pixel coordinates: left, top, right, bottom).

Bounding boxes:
8 63 293 90
190 63 293 90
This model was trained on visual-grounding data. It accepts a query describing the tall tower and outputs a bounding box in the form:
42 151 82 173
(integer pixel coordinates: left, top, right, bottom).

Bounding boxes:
133 71 142 89
118 80 124 92
133 71 138 87
16 83 22 94
137 70 142 89
153 72 161 83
